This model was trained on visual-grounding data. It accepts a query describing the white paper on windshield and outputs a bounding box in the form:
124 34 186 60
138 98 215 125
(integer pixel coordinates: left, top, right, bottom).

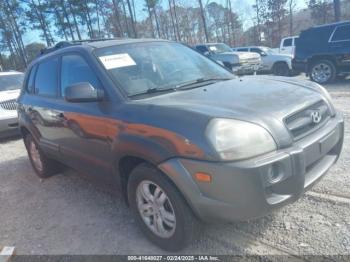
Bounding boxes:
99 53 136 69
209 46 217 51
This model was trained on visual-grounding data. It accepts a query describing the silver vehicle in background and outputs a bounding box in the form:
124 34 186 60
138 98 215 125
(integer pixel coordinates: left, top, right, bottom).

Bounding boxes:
0 71 24 138
233 46 294 76
194 43 261 75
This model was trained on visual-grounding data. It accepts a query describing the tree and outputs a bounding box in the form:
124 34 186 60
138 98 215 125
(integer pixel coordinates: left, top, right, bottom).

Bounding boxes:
333 0 341 21
308 0 333 25
198 0 209 42
288 0 296 35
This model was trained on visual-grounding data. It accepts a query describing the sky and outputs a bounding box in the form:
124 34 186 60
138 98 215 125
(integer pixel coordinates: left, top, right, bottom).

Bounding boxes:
23 0 308 44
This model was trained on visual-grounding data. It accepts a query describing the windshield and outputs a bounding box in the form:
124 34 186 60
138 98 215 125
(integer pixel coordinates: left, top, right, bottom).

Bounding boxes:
0 74 24 91
95 42 233 98
207 43 232 54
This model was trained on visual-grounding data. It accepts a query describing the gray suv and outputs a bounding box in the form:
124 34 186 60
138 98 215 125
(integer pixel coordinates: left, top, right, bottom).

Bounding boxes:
18 39 344 251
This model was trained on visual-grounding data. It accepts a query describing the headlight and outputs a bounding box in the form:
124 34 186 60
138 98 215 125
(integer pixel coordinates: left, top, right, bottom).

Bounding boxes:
206 118 277 161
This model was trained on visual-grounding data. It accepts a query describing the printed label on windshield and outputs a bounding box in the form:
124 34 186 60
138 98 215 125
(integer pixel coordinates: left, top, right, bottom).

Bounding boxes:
209 46 217 51
99 53 136 69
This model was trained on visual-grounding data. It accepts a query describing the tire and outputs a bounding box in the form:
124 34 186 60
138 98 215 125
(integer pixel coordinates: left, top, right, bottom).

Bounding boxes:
272 62 290 76
24 134 61 178
309 59 336 84
127 163 200 251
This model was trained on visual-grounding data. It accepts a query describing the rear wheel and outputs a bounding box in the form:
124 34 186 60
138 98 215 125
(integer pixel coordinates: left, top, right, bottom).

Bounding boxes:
24 134 61 178
309 60 336 84
272 62 290 76
127 163 200 251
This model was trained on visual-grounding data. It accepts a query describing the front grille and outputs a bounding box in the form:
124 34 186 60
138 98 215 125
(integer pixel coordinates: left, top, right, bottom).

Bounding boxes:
285 100 331 140
0 99 18 111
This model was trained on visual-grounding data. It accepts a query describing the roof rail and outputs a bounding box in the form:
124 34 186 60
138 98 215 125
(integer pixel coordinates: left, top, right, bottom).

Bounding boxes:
39 38 123 56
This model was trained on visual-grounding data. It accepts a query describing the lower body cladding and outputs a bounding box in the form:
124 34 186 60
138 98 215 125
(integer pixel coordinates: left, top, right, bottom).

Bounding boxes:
0 116 19 138
158 114 344 223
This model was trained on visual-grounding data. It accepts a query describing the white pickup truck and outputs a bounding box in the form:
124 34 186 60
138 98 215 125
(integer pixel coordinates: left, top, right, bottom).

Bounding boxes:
279 36 298 56
233 46 294 76
194 43 261 75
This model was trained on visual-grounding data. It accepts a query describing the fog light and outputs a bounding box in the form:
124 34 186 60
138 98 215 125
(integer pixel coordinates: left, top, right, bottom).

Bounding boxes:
266 164 284 184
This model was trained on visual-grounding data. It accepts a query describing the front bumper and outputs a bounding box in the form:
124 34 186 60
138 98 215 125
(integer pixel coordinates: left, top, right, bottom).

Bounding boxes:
0 115 19 138
232 63 261 75
158 114 344 222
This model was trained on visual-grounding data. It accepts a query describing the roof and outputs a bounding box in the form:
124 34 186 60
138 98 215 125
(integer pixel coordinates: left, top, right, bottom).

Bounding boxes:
0 71 23 76
37 38 171 58
309 20 350 30
85 38 169 48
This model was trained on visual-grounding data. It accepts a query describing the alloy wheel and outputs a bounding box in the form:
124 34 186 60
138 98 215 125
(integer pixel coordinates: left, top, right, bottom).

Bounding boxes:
311 63 332 83
136 180 176 238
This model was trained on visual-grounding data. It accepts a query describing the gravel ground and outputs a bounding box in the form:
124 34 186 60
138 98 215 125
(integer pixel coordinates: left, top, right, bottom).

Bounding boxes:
0 76 349 256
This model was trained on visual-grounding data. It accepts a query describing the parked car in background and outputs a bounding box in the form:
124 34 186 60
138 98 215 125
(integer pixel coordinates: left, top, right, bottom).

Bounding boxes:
0 71 24 138
194 43 261 75
233 46 293 76
293 21 350 84
279 36 298 56
18 39 344 251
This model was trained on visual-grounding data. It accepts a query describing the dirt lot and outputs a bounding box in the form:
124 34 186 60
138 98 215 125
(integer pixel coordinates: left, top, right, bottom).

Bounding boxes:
0 76 349 256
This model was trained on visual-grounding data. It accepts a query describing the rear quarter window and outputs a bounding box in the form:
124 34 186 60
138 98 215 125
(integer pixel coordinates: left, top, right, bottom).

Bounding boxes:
331 25 350 41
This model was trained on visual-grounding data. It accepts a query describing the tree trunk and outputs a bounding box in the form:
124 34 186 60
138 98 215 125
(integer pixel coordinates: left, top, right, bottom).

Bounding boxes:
198 0 209 42
172 0 181 41
333 0 341 22
126 0 137 37
146 3 156 38
168 0 177 40
153 7 161 38
67 0 82 40
61 0 75 40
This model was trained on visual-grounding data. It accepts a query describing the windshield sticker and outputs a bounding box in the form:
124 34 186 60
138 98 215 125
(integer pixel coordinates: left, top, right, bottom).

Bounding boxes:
99 53 136 69
209 46 217 51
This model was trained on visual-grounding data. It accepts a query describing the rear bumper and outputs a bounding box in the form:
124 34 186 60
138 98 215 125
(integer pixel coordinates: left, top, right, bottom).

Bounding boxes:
158 114 344 223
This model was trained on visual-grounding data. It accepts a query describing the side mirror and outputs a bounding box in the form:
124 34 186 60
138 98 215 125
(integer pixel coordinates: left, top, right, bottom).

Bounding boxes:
65 82 104 103
260 52 267 56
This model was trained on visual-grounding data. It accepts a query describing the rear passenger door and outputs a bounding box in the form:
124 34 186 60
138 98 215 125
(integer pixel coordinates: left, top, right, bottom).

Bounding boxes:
329 24 350 67
56 53 114 182
29 56 62 157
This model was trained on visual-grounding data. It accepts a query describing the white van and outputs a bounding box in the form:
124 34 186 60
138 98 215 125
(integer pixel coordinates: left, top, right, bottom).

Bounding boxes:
279 36 298 56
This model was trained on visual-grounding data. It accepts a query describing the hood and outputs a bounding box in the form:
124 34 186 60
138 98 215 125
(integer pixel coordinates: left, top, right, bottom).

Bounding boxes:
141 76 325 146
0 89 20 103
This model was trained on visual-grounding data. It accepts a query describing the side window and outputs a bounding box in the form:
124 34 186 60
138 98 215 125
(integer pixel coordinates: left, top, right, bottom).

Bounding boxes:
61 54 101 97
35 58 59 97
237 48 248 52
331 25 350 41
283 38 293 47
26 65 37 94
250 48 262 54
196 46 208 54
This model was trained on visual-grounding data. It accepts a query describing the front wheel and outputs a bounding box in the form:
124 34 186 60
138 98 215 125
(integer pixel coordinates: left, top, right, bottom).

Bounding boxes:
309 60 336 84
127 163 200 251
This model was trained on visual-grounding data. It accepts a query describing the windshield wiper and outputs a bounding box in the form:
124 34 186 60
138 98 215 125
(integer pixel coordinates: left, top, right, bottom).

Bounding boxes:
128 87 177 98
175 77 232 90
